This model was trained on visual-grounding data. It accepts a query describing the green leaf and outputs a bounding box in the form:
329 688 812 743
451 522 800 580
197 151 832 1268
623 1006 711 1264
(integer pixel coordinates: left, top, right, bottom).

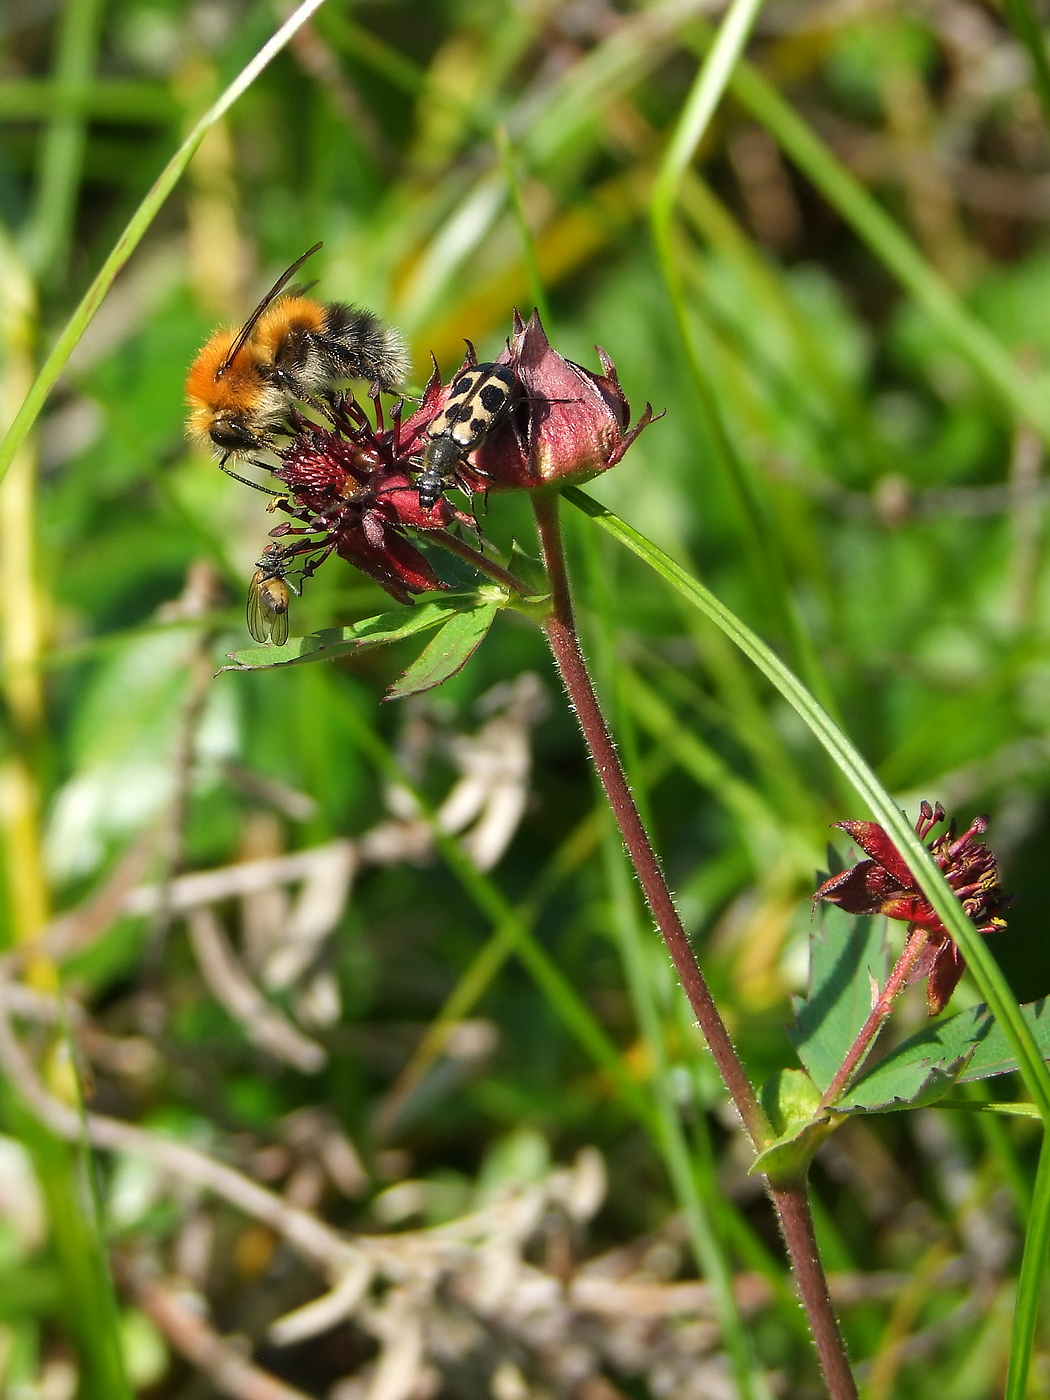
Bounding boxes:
385 602 500 700
221 597 478 672
839 1049 973 1113
961 997 1050 1083
751 1069 835 1183
840 997 1050 1114
788 906 888 1093
839 1005 989 1112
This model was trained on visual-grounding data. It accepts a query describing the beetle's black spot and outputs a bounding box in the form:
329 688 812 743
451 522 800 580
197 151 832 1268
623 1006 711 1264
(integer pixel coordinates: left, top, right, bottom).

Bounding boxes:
479 384 507 412
451 403 475 423
450 373 476 397
470 417 486 436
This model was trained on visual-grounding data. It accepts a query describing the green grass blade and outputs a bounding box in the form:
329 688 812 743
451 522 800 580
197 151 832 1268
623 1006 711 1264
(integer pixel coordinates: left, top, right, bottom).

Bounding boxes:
0 0 329 490
375 806 612 1138
1002 0 1050 135
0 78 177 123
21 0 105 282
564 485 1050 1121
3 1092 133 1400
649 0 766 231
1004 1128 1050 1399
725 55 1050 438
621 666 790 857
648 0 841 714
495 125 552 326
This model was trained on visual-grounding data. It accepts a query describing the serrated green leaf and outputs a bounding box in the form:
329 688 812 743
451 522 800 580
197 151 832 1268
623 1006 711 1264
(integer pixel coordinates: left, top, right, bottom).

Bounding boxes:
960 997 1050 1083
220 596 480 672
840 1055 973 1113
385 602 499 700
839 998 1050 1114
788 906 889 1092
839 1004 988 1112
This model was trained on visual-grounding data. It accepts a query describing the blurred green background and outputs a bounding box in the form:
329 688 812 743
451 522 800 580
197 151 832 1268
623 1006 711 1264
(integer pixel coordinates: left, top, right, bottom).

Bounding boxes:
3 0 1050 1395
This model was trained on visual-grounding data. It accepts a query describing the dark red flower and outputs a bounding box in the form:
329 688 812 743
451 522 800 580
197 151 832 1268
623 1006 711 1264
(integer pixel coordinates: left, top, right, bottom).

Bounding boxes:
268 417 462 604
814 801 1011 1015
238 312 657 608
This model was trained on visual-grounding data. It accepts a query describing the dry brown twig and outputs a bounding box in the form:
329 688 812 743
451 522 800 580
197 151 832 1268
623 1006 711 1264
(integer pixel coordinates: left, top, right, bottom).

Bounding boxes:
134 1274 315 1400
186 906 326 1073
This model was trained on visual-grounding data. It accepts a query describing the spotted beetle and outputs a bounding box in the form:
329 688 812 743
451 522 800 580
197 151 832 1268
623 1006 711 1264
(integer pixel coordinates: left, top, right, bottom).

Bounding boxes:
416 362 519 510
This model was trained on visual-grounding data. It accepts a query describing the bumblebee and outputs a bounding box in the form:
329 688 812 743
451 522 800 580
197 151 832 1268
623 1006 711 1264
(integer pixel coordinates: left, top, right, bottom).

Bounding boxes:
247 544 299 646
416 362 519 510
186 243 411 460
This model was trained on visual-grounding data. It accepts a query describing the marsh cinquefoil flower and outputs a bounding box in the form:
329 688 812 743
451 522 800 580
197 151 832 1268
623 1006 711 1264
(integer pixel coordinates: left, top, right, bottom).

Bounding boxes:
261 312 656 604
814 801 1011 1015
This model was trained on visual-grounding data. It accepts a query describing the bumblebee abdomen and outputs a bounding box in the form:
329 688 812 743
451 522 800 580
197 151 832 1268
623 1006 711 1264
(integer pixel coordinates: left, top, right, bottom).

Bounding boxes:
320 303 411 391
255 296 328 354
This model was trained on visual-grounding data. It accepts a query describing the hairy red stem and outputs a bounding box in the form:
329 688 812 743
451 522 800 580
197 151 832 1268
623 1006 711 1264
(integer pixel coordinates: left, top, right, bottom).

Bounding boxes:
532 491 767 1145
770 1185 860 1400
532 490 858 1400
818 926 929 1111
433 530 532 595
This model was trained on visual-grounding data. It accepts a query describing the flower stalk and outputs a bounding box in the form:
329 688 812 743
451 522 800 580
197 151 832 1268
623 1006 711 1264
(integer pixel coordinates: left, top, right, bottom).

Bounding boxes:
429 530 532 597
531 490 768 1146
531 488 859 1400
818 926 929 1111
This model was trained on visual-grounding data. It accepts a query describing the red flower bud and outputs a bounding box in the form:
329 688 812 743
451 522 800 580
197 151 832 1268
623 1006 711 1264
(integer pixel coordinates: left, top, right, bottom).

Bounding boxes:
468 311 659 490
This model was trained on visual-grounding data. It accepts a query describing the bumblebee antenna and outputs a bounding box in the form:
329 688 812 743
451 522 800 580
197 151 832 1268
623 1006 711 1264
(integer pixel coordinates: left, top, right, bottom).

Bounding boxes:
216 242 323 379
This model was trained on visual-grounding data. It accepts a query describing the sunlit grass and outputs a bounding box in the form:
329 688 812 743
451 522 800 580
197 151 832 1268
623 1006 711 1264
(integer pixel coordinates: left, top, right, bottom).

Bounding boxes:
2 0 1050 1394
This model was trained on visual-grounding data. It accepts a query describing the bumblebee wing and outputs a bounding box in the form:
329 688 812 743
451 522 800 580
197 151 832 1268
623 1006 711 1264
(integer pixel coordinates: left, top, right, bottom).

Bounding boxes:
218 242 323 377
246 573 271 643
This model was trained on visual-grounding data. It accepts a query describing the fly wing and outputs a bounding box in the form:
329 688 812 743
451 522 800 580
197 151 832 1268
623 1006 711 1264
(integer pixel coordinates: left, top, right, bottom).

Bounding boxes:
269 606 290 647
246 573 272 643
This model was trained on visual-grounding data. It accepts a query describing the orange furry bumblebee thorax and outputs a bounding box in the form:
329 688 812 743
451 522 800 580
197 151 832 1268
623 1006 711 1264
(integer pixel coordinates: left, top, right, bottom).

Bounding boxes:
185 332 266 413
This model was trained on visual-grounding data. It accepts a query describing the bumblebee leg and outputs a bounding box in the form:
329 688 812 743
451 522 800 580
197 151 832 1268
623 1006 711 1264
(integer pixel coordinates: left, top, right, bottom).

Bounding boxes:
218 459 286 496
